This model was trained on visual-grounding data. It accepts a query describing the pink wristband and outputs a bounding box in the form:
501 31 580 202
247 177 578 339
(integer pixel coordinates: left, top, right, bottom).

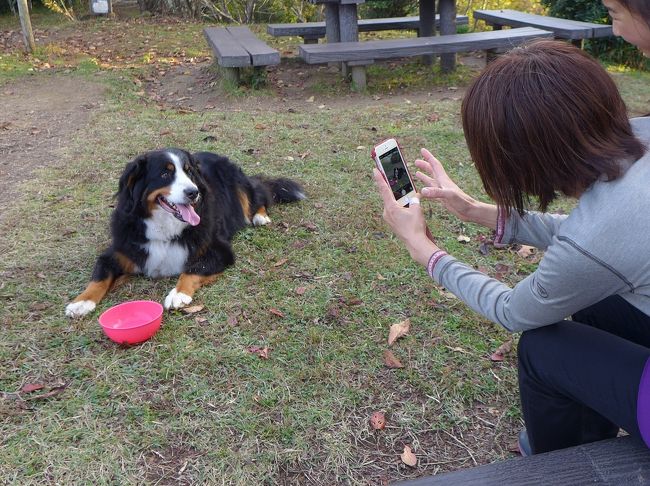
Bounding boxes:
427 250 448 278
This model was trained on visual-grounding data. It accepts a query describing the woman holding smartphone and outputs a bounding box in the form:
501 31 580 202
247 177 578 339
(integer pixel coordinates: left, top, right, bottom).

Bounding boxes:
374 39 650 455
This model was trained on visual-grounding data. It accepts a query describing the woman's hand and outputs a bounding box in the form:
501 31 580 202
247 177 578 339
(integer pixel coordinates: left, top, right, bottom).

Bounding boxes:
373 168 439 267
414 148 498 230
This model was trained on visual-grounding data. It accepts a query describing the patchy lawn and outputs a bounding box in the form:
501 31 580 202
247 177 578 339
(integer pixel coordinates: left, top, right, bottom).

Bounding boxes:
1 9 648 485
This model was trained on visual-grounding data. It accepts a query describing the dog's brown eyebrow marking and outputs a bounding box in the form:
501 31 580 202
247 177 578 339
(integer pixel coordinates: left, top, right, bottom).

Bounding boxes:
166 163 175 171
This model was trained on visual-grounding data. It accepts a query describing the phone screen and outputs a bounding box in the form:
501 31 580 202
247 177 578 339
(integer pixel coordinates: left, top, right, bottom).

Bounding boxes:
378 147 414 201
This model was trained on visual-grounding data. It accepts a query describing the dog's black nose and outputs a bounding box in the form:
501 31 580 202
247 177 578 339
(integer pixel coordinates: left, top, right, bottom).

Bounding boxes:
185 188 199 201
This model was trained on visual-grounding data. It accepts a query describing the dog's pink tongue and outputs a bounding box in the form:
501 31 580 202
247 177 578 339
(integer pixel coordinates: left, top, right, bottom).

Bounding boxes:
178 204 200 226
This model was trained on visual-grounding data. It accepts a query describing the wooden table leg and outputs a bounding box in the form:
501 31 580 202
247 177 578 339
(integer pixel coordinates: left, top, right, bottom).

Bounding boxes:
419 0 435 66
324 3 341 69
439 0 456 72
339 3 359 78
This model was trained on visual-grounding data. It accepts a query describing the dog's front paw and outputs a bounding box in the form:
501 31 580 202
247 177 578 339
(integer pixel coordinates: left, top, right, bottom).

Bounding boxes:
252 213 272 226
164 288 192 310
65 300 96 318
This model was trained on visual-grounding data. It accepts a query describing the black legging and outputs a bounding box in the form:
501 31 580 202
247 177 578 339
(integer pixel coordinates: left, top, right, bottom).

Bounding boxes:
517 295 650 454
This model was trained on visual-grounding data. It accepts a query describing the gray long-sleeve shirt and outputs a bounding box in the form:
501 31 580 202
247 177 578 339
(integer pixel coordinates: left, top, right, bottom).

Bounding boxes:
430 117 650 333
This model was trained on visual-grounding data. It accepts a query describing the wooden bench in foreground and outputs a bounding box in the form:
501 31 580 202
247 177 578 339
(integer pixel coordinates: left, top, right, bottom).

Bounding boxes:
203 26 280 84
393 436 650 486
474 9 613 46
299 27 553 90
267 15 469 44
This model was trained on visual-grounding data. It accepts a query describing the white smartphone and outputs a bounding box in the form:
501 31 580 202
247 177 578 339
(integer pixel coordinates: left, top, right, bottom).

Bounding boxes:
372 138 417 207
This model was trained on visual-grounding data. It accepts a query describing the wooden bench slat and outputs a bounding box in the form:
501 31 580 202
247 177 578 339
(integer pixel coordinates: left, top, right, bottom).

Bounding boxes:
267 15 469 38
203 27 251 67
226 26 280 66
393 436 650 486
299 27 553 64
474 9 613 40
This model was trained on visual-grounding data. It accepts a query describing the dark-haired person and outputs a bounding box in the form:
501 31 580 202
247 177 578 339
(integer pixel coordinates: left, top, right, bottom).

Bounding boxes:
603 0 650 55
373 40 650 455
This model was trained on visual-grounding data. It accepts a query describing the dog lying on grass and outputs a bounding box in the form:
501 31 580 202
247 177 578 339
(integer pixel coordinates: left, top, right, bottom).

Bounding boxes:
65 148 305 318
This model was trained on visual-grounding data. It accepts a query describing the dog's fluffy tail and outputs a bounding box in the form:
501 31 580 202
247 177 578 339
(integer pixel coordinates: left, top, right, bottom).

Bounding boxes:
261 177 306 204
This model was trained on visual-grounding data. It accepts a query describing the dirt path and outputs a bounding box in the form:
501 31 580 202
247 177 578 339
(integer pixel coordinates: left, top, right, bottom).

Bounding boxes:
0 76 105 215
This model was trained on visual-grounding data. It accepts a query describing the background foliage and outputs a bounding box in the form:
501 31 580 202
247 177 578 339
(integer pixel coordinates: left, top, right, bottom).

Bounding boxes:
3 0 647 67
542 0 648 68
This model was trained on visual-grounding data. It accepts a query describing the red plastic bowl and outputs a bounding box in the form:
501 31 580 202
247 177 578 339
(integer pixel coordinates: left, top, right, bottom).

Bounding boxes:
98 300 163 345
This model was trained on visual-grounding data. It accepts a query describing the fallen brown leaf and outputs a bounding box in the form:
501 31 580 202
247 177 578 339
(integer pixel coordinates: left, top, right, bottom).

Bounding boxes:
369 411 386 430
21 383 44 393
181 305 204 314
490 339 513 362
269 308 285 318
23 383 67 401
246 345 270 359
516 245 536 259
295 286 307 295
383 350 404 369
195 316 208 324
400 445 417 467
274 258 288 267
388 319 411 346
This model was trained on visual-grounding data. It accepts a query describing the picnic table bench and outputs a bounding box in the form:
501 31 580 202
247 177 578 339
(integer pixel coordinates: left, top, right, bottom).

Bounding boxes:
474 9 613 45
267 15 469 44
393 436 650 486
203 26 280 84
299 27 553 90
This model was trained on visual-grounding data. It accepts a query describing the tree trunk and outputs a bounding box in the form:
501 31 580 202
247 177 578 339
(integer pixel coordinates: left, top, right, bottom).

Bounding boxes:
17 0 35 53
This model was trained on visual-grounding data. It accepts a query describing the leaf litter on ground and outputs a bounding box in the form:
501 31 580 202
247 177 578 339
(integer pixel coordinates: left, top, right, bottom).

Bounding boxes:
383 350 404 369
490 340 513 362
388 318 411 346
400 445 417 467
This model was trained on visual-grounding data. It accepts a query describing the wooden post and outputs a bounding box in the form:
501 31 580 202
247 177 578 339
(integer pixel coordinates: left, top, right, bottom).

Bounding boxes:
438 0 456 72
16 0 35 53
419 0 435 66
339 3 358 78
324 3 340 69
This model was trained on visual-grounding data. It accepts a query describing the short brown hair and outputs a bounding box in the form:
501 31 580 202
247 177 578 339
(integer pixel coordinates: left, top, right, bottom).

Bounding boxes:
461 40 645 215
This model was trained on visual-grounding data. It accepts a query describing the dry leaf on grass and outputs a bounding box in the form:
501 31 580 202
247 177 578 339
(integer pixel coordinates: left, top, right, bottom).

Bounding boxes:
181 305 204 314
246 346 270 359
490 339 513 362
383 350 404 369
20 383 44 393
400 445 417 467
22 383 67 401
516 245 536 259
273 258 288 267
388 318 411 346
295 286 307 295
369 411 386 430
457 234 471 243
194 316 208 324
269 308 285 318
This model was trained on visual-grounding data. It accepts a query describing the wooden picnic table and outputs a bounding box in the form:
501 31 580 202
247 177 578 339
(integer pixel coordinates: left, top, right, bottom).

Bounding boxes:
307 0 457 71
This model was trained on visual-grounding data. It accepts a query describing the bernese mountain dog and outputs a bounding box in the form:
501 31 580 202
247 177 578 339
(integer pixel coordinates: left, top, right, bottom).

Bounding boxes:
65 148 305 318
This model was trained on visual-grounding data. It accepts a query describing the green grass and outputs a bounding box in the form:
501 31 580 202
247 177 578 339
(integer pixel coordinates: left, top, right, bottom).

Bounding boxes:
0 12 648 485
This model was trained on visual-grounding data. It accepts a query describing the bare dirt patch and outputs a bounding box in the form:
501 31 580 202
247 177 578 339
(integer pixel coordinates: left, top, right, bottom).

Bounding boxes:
0 75 105 215
144 54 480 114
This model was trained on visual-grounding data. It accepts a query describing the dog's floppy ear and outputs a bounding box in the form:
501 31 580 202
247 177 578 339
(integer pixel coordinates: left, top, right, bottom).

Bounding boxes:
117 154 148 213
186 151 207 187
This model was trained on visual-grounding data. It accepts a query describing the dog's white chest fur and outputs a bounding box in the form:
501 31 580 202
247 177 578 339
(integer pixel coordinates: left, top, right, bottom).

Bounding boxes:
143 208 189 278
